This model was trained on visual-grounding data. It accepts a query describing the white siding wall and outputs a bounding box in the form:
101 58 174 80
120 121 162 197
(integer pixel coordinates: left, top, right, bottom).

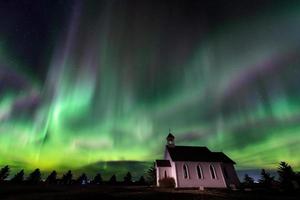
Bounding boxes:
175 162 227 188
164 149 178 187
156 166 173 186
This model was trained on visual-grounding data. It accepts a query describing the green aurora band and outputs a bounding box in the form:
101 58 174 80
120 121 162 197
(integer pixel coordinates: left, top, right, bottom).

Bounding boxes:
0 1 300 175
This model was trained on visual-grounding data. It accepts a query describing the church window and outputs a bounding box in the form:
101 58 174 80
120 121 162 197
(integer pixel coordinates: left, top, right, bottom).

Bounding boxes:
197 165 203 179
183 164 189 179
210 164 217 179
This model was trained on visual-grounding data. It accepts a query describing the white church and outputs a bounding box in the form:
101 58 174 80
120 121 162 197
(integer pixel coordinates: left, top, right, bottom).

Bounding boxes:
155 133 240 189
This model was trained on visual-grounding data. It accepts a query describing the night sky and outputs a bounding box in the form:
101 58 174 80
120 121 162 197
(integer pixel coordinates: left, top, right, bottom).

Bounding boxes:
0 0 300 177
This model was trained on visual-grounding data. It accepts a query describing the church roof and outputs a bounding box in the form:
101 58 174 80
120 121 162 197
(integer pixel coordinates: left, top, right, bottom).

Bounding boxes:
156 160 171 167
166 146 236 164
166 133 175 139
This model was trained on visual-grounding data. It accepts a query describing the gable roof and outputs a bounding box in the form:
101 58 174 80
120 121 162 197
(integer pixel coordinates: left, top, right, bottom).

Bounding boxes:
166 133 175 139
156 160 171 167
166 146 236 164
213 152 236 164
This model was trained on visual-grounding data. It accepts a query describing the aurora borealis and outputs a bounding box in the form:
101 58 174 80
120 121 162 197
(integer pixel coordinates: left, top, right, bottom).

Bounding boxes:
1 0 300 176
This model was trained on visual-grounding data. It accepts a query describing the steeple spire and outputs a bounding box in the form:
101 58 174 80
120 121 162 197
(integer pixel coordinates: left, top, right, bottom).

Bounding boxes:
166 130 175 147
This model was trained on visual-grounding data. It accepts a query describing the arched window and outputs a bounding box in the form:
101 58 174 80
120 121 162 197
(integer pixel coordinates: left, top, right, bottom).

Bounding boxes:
164 170 167 178
196 165 203 179
210 164 217 179
183 164 189 179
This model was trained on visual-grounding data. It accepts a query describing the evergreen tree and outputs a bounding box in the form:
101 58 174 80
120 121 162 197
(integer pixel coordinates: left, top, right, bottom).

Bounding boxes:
243 174 254 187
138 176 146 185
11 170 24 183
77 173 88 185
46 170 57 184
124 172 132 184
277 161 296 190
146 163 156 185
27 168 41 184
109 174 117 184
259 169 274 189
296 172 300 186
158 177 176 188
92 173 103 184
61 170 73 185
0 165 10 181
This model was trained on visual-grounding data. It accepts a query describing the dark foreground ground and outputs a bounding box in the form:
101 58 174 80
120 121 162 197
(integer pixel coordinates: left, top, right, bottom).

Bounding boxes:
0 185 299 200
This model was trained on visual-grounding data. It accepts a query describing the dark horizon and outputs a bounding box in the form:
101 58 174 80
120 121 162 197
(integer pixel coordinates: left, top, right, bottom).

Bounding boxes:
1 161 281 183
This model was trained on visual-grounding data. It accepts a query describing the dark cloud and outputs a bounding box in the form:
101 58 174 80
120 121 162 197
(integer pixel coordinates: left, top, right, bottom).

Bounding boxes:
176 132 207 143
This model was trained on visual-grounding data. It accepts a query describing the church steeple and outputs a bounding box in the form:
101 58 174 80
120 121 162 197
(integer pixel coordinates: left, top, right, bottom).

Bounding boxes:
166 129 175 147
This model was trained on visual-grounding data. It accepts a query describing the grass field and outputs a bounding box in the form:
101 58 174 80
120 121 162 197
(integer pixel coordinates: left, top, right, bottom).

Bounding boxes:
0 185 300 200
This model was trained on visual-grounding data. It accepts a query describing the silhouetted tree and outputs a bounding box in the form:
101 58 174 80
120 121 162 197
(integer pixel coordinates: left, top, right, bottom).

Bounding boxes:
138 176 146 185
259 169 274 189
27 168 41 184
124 172 132 184
108 174 117 184
77 173 88 185
296 172 300 186
277 161 296 190
11 170 24 183
0 165 10 182
146 162 156 185
92 173 103 184
61 170 73 185
243 174 254 187
46 170 57 184
158 177 175 188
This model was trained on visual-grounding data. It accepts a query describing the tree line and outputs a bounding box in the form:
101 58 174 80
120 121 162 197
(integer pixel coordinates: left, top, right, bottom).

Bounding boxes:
2 161 298 191
0 166 152 186
242 161 300 191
